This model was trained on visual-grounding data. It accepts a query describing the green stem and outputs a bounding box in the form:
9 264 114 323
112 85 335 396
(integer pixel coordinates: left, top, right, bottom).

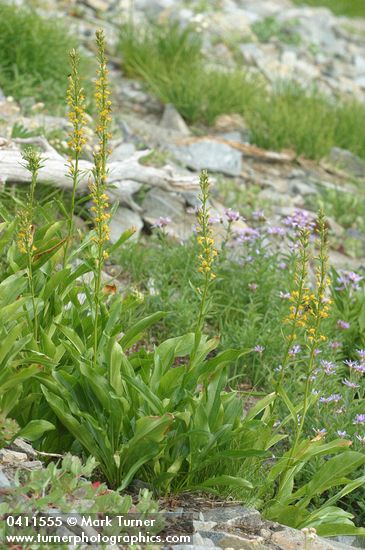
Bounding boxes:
63 152 79 268
93 193 104 369
271 244 308 417
196 273 209 336
27 248 38 342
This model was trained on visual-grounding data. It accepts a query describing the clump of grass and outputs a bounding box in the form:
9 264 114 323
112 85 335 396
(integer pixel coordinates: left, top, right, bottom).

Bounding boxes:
293 0 365 18
334 101 365 159
119 22 365 162
245 82 365 161
118 21 260 125
0 2 79 106
245 82 336 159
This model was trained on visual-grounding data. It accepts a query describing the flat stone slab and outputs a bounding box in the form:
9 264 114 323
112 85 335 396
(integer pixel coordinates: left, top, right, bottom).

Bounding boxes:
199 506 261 529
169 139 242 177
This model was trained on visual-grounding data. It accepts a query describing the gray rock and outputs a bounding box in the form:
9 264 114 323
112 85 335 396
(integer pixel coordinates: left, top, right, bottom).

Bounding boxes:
353 54 365 76
12 438 38 457
133 0 175 16
288 180 316 196
142 188 195 240
207 10 255 40
328 148 365 178
143 188 185 221
355 76 365 89
193 520 218 532
160 104 191 136
0 467 12 489
196 530 268 550
192 532 219 547
200 506 261 529
110 142 136 162
0 449 27 464
170 139 242 177
109 207 143 242
271 527 352 549
120 113 191 150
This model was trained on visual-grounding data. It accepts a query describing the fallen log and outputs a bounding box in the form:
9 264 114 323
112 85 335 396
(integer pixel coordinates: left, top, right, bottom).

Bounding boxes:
0 136 200 212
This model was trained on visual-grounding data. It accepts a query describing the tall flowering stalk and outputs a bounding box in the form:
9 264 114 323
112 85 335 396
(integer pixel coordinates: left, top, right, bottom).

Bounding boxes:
90 30 112 368
277 210 331 491
295 210 331 442
17 147 43 342
274 228 310 400
63 48 87 267
195 170 217 336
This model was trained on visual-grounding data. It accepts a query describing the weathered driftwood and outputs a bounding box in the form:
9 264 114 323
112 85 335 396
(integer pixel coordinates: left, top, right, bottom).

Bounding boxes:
0 137 199 212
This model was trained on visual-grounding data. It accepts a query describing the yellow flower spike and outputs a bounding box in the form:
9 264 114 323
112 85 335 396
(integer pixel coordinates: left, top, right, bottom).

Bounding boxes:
195 170 217 334
90 29 113 369
63 47 88 268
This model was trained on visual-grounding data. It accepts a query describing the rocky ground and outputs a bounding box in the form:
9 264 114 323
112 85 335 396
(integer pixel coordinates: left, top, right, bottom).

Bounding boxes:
1 0 365 271
1 0 365 548
0 441 361 549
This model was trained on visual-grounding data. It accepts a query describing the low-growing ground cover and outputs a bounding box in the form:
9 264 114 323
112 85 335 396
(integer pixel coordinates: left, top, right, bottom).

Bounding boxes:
1 23 365 544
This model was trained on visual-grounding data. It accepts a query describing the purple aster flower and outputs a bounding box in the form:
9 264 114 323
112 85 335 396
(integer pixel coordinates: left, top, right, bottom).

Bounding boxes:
314 348 322 356
344 359 359 369
337 320 350 330
152 216 171 229
253 345 265 354
320 393 342 404
337 430 347 438
267 226 286 236
224 208 241 223
249 282 258 292
356 434 365 445
343 379 360 389
278 262 287 270
283 209 315 231
335 407 345 414
353 414 365 425
289 345 301 357
344 360 365 374
320 360 336 375
336 271 363 292
235 227 260 243
357 349 365 361
279 291 291 300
